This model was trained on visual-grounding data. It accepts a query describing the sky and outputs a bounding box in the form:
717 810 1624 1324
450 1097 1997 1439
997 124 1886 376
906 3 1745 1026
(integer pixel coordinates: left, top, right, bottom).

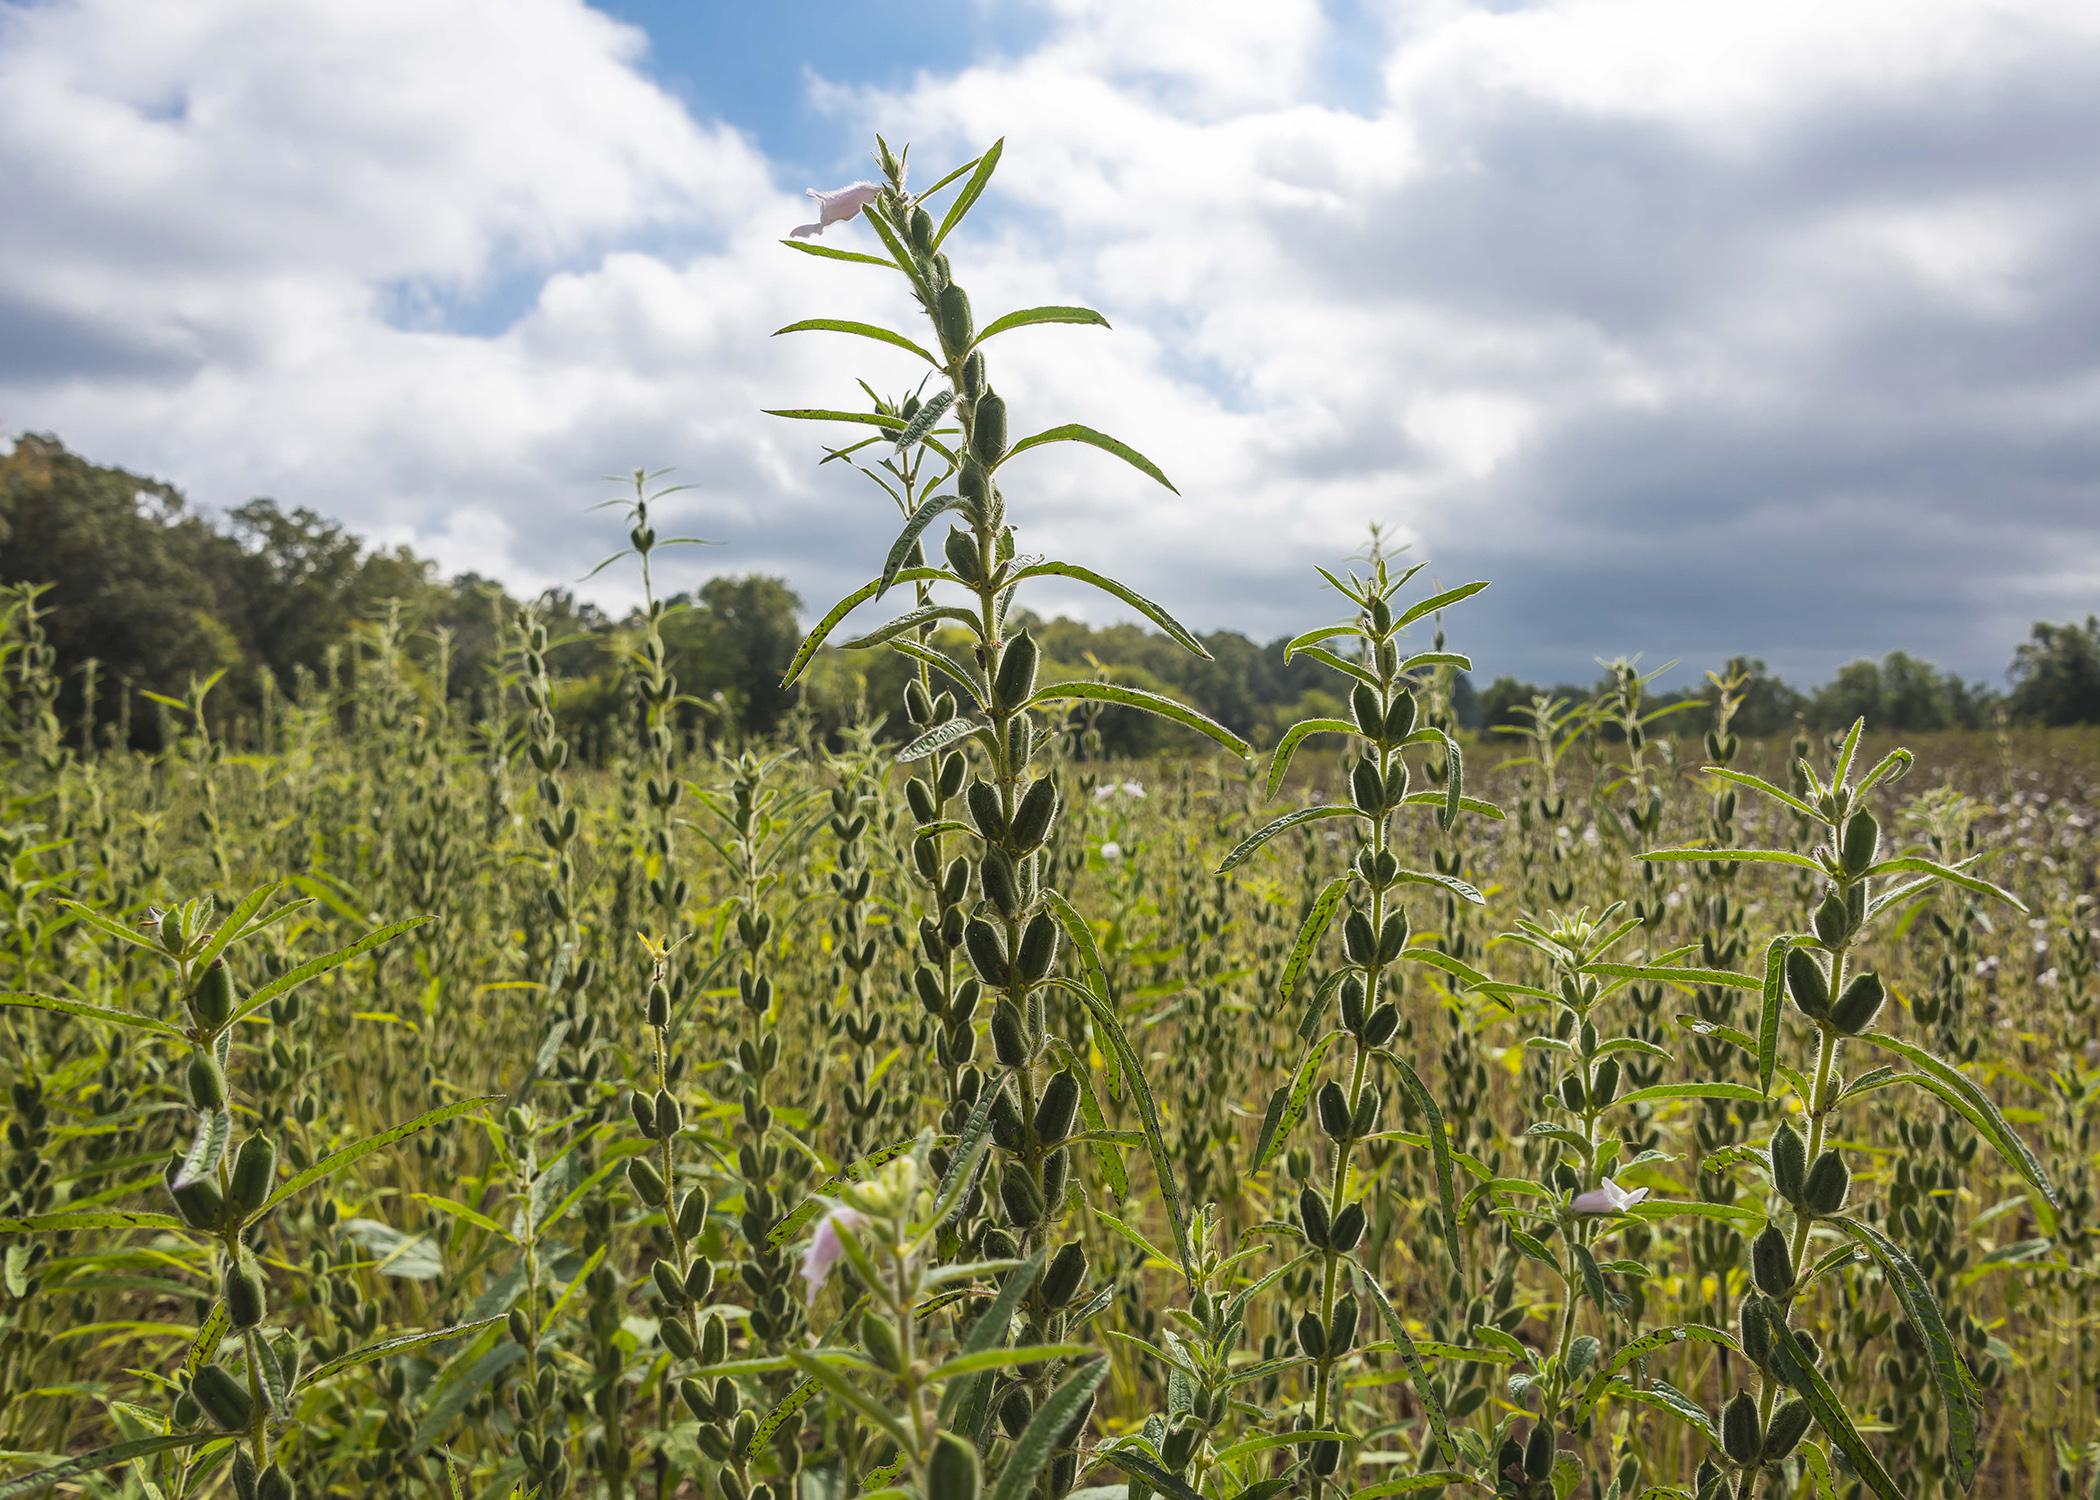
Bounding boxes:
3 0 2098 689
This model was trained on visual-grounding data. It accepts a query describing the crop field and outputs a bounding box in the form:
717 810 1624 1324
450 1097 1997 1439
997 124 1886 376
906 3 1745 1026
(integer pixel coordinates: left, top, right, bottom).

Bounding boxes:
2 139 2097 1500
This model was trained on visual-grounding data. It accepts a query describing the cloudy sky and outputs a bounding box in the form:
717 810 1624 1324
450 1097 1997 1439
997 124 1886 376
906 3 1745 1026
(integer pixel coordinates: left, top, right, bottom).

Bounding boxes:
4 0 2097 687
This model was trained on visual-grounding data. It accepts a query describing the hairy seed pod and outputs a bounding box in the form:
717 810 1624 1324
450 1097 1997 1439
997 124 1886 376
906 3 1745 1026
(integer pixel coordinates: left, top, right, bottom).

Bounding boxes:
1317 1080 1351 1140
507 1308 533 1346
966 779 1005 842
160 908 185 954
232 1451 260 1500
655 1089 683 1139
1802 1149 1850 1215
251 1461 293 1499
905 679 934 725
1035 1070 1080 1144
909 206 935 255
943 527 981 584
1830 971 1885 1034
684 1258 714 1302
653 1259 689 1307
192 1364 254 1430
1350 683 1382 737
1363 1003 1399 1047
627 1157 667 1207
169 1166 224 1229
1591 1056 1620 1106
859 1310 903 1372
1764 1398 1812 1461
660 1315 697 1360
1383 759 1409 806
937 283 974 355
1739 1295 1774 1367
980 849 1021 916
678 1188 710 1240
1840 808 1880 875
928 1430 982 1500
227 1133 276 1217
187 1053 228 1111
1040 1145 1069 1205
1041 1241 1087 1308
1524 1420 1556 1480
1327 1294 1359 1357
965 919 1010 987
1751 1225 1795 1297
972 393 1008 465
1376 912 1407 964
226 1255 267 1328
998 1164 1044 1227
962 349 987 399
1350 1083 1381 1137
1785 949 1830 1020
994 630 1038 709
1560 1073 1586 1112
1350 757 1384 814
632 1087 663 1136
1812 891 1851 947
1343 911 1375 966
1329 1201 1366 1252
1298 1186 1330 1247
1383 692 1416 741
1721 1390 1763 1466
1339 974 1366 1029
1770 1122 1806 1202
192 959 235 1028
1016 912 1059 982
1295 1309 1325 1360
1009 778 1058 851
989 998 1028 1067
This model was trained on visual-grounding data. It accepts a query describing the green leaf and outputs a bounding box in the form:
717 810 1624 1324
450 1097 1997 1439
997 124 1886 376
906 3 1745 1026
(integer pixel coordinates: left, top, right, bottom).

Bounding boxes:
1390 867 1485 907
1768 1321 1902 1500
1254 1030 1345 1171
879 492 964 594
838 605 981 651
1699 767 1822 821
985 1356 1106 1500
0 1432 220 1498
0 1209 186 1235
1375 1049 1463 1275
773 318 937 366
1026 680 1247 755
1006 560 1209 658
1096 1448 1204 1500
1393 581 1489 631
1351 1261 1458 1466
1638 847 1827 873
0 990 182 1038
1756 935 1792 1097
763 408 908 433
1831 1215 1977 1484
926 1342 1092 1382
192 881 283 972
972 305 1110 347
1264 718 1357 801
171 1110 231 1190
1583 962 1759 991
937 1247 1048 1430
1860 856 2026 913
226 916 434 1028
932 136 1003 251
1608 1082 1764 1109
779 238 896 269
259 1097 499 1215
299 1318 503 1389
1280 875 1353 1010
1217 805 1362 874
895 715 987 763
999 424 1177 493
1854 1030 2058 1232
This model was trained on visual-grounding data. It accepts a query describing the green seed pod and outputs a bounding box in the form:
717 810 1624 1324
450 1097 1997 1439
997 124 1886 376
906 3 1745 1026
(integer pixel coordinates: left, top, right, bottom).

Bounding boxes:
1591 1056 1620 1106
678 1188 710 1239
989 998 1028 1067
507 1308 533 1346
909 206 935 255
980 848 1022 917
1840 808 1880 875
1040 1145 1069 1205
1329 1201 1366 1252
1363 1003 1399 1047
1721 1390 1763 1466
1383 692 1416 741
1830 971 1886 1034
1016 912 1058 983
965 918 1010 987
1327 1294 1359 1357
192 959 236 1028
225 1255 267 1328
1751 1225 1795 1297
1812 891 1851 947
1008 778 1058 851
256 1463 295 1500
1560 1073 1586 1112
233 1451 259 1500
187 1053 227 1111
1350 1083 1381 1137
168 1166 224 1230
859 1309 904 1372
1376 912 1407 964
660 1314 697 1360
1802 1149 1850 1215
1342 910 1375 966
928 1430 982 1500
943 527 981 584
936 283 974 356
160 908 185 954
1785 949 1830 1020
1295 1309 1325 1359
655 1088 683 1139
629 1091 658 1138
684 1258 714 1302
998 1163 1044 1227
1350 683 1382 737
1739 1295 1774 1368
1034 1070 1080 1144
993 630 1038 709
961 348 987 399
192 1363 254 1430
1764 1398 1812 1461
1297 1186 1330 1248
652 1259 689 1307
1350 757 1383 814
1770 1122 1806 1202
1041 1241 1087 1308
1524 1420 1556 1480
1383 759 1409 806
1317 1080 1351 1139
966 779 1006 842
972 393 1008 465
627 1157 667 1207
227 1133 277 1216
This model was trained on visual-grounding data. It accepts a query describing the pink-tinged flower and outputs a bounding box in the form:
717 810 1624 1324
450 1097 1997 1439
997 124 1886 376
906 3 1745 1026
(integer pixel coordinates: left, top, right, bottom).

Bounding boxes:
1571 1179 1649 1216
798 1205 866 1303
790 182 882 239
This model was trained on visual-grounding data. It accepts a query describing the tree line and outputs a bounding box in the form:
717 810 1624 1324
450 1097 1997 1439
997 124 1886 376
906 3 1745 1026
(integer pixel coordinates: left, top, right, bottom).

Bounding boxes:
6 433 2097 756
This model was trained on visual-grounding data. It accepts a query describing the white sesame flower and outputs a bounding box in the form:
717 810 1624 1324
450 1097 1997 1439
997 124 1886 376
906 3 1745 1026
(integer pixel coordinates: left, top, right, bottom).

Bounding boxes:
1100 841 1124 862
1571 1179 1649 1216
790 182 882 239
1121 780 1147 799
798 1205 866 1304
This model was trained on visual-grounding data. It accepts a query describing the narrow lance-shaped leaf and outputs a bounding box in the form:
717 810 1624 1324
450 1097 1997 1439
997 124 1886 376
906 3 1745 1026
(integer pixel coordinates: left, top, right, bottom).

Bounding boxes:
971 305 1110 347
259 1097 500 1215
998 424 1178 493
226 915 435 1028
1831 1215 1978 1485
985 1356 1107 1500
1376 1048 1464 1275
1264 718 1356 801
1027 680 1248 756
1006 560 1210 658
932 136 1004 251
773 318 938 366
1217 805 1362 874
1280 874 1353 1009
